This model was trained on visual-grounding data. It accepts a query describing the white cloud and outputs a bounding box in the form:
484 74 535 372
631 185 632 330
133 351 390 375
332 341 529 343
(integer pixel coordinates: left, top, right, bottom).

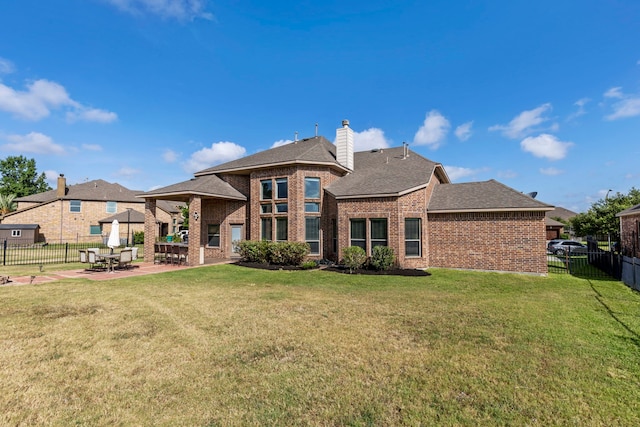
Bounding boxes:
103 0 213 21
114 166 141 178
604 87 624 99
497 170 517 179
163 149 178 162
82 143 103 151
540 167 564 176
489 103 552 139
67 107 118 123
2 132 65 154
0 79 116 123
520 133 573 161
566 98 589 121
606 97 640 120
184 141 246 173
454 121 473 141
354 128 390 151
271 139 294 148
444 165 488 181
413 110 450 149
0 57 15 74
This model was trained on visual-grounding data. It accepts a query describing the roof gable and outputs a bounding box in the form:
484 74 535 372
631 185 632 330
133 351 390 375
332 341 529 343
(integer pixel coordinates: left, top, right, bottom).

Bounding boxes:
194 136 345 175
326 147 444 198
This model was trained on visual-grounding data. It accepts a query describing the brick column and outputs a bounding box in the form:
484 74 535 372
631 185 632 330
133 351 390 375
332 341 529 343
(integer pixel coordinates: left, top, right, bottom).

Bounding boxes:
188 195 202 266
144 199 157 263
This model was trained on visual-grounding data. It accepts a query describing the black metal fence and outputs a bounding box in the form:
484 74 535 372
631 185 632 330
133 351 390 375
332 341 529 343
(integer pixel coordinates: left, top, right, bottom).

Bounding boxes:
0 238 143 266
547 237 622 279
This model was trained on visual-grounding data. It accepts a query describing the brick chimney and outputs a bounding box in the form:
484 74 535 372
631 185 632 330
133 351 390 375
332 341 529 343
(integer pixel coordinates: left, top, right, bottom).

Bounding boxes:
336 119 354 170
56 174 66 198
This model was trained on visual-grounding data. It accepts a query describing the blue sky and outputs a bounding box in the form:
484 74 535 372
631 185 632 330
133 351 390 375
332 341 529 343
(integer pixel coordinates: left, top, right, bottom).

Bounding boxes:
1 0 639 212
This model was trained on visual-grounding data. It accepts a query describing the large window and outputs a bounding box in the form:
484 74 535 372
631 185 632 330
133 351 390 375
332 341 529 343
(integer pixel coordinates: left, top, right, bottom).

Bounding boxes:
305 177 320 199
90 225 102 235
276 178 288 199
261 180 272 200
350 219 366 250
370 218 388 249
207 224 220 247
70 200 81 213
106 201 117 213
405 218 421 257
261 218 272 241
276 218 288 241
305 217 320 254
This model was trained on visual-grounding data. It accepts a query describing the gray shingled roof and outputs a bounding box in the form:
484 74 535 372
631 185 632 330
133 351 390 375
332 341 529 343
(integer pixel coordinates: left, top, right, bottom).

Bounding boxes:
15 179 143 203
99 210 146 224
617 203 640 217
194 136 346 175
140 174 246 202
546 206 578 220
325 147 446 198
428 180 554 212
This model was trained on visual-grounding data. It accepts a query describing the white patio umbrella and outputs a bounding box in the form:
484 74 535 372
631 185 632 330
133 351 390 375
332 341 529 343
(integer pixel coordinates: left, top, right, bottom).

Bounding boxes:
107 219 120 253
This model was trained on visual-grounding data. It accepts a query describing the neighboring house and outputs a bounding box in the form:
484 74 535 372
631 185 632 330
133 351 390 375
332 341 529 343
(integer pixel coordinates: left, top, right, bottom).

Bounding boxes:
545 206 578 240
141 120 554 274
0 224 40 243
616 203 640 257
1 174 183 243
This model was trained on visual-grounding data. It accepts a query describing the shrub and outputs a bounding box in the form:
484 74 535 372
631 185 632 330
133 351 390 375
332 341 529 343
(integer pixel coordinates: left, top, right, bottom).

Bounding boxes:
133 231 144 244
342 246 367 273
370 246 395 271
301 260 317 270
237 241 309 266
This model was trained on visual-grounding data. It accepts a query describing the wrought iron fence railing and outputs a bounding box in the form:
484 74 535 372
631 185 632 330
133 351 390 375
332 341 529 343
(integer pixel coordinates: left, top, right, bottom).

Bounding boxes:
0 238 144 266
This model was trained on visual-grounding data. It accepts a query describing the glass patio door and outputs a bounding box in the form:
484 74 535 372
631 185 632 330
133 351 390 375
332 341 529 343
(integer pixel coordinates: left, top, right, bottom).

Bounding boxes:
231 225 243 255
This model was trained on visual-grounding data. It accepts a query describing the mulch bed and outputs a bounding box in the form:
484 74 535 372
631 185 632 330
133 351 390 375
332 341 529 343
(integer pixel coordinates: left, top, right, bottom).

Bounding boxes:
234 262 430 276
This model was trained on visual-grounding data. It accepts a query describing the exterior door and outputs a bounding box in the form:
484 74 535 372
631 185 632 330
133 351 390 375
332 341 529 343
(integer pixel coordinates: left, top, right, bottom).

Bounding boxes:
231 225 243 255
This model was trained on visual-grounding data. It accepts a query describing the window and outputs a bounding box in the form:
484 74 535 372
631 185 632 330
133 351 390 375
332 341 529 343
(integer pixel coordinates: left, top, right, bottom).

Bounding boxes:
305 202 320 213
106 201 117 214
370 219 388 249
350 219 366 250
90 225 102 235
207 224 220 247
261 218 272 241
11 230 21 237
70 200 81 213
276 218 288 241
305 177 320 199
261 180 272 200
405 218 421 257
276 178 288 199
260 204 272 214
275 203 288 213
306 217 320 254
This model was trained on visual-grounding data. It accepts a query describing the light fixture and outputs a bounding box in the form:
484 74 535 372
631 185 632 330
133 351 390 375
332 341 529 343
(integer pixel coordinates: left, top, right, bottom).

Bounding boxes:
193 211 199 221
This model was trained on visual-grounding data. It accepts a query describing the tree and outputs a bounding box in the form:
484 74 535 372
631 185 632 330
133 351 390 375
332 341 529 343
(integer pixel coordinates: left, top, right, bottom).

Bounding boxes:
0 193 17 214
0 156 51 197
570 187 640 238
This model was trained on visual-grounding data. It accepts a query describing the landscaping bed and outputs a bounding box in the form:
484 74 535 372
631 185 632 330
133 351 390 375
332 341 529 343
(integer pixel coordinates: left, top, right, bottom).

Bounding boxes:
234 261 430 276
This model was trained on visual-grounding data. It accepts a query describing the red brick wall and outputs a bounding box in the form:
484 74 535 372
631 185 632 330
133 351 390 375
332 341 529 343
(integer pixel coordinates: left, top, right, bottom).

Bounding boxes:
620 213 640 257
428 211 548 274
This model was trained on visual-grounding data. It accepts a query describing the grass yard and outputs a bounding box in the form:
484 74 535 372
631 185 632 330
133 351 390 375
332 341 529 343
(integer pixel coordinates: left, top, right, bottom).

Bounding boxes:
1 265 639 426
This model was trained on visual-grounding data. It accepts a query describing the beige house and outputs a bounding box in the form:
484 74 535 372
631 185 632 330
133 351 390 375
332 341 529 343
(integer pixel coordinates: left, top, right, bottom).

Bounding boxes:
1 175 182 243
141 120 554 274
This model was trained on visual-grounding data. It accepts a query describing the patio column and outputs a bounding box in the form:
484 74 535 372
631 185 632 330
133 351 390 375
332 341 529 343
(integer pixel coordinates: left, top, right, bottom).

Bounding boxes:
143 199 157 263
188 195 202 266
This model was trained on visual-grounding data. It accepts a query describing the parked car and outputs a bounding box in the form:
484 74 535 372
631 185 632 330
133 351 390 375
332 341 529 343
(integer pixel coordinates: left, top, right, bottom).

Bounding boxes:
548 240 588 255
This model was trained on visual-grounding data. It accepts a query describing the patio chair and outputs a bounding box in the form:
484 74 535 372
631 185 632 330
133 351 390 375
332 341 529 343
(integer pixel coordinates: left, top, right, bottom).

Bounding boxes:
117 249 133 270
79 249 87 264
87 250 106 270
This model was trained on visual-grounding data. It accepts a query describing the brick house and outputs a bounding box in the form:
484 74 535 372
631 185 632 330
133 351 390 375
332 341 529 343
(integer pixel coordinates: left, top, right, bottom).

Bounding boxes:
140 120 553 274
1 175 182 243
617 203 640 257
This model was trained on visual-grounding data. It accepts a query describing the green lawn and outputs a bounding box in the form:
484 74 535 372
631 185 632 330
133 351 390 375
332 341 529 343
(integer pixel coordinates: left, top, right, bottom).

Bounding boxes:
1 265 639 426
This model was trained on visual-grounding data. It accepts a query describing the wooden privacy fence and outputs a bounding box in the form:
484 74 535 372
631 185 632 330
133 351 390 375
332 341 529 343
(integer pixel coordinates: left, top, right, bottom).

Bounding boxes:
621 256 640 291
